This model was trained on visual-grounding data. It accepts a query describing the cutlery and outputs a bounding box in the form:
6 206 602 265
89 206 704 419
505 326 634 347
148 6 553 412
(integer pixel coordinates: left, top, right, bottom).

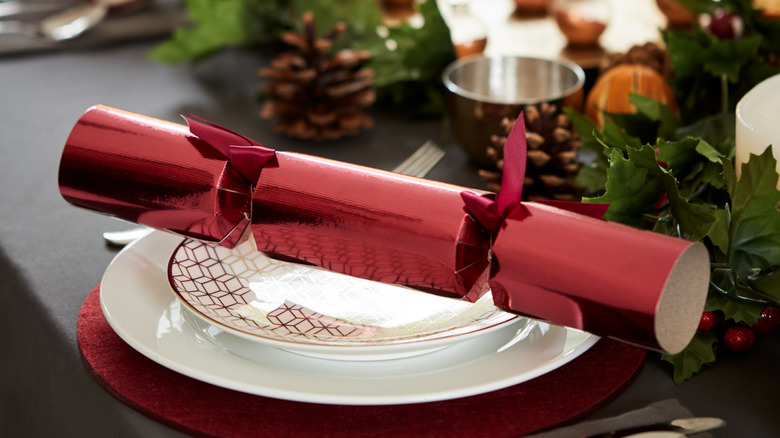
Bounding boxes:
103 141 446 246
585 416 726 437
391 139 446 177
0 0 77 18
0 2 107 41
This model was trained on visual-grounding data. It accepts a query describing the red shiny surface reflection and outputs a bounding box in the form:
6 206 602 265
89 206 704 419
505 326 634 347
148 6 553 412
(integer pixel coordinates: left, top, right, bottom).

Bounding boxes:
58 106 252 243
251 152 492 300
489 202 698 351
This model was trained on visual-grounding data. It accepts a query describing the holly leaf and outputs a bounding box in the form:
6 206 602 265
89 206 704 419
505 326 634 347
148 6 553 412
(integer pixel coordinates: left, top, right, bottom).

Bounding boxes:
665 186 717 241
633 94 680 138
707 206 731 256
664 29 707 79
723 157 737 195
622 144 716 239
675 112 736 158
657 137 719 170
661 331 717 385
564 107 604 156
582 141 716 238
657 136 727 197
702 35 763 82
575 163 608 196
755 14 780 53
584 149 664 228
705 294 764 325
729 147 780 278
295 0 454 114
149 0 269 63
605 94 680 143
674 0 721 14
367 0 456 113
563 108 609 194
748 269 780 304
150 0 455 114
596 118 643 152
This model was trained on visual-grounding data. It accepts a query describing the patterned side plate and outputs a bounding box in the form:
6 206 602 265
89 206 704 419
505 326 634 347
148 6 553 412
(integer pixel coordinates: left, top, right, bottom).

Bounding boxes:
168 236 518 360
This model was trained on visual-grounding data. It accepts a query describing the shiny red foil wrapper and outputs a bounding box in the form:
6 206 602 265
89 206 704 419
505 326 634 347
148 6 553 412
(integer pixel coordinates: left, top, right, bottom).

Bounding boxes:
251 152 492 301
59 106 252 243
58 105 710 353
489 203 708 352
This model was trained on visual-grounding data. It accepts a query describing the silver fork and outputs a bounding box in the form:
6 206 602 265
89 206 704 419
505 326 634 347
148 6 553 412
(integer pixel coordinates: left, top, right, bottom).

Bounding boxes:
103 141 446 246
391 140 445 178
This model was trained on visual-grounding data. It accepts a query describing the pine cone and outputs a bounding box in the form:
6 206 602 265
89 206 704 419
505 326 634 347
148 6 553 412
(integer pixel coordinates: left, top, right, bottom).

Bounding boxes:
259 12 375 141
602 42 671 78
479 103 584 201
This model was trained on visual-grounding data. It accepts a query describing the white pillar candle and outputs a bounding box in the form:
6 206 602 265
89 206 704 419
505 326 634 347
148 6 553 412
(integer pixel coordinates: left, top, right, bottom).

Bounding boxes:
735 73 780 187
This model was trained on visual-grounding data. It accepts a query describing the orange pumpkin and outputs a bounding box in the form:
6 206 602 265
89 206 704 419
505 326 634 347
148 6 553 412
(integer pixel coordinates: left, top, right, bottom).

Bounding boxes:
656 0 696 28
754 0 780 20
585 64 679 128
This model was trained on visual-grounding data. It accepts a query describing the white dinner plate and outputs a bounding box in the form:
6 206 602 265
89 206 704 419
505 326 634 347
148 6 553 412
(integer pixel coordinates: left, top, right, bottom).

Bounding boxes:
100 230 599 405
168 235 518 361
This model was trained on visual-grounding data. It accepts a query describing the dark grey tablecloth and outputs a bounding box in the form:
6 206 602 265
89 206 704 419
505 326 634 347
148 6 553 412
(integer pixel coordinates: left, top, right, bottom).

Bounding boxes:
1 39 778 437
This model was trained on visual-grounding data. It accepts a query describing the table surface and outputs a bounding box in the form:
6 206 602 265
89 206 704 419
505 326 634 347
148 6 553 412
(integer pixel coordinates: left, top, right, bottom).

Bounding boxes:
1 2 780 437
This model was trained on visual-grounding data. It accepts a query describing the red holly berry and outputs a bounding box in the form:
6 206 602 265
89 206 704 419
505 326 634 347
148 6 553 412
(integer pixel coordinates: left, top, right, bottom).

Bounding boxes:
751 307 780 338
698 311 718 331
723 326 755 352
700 9 744 39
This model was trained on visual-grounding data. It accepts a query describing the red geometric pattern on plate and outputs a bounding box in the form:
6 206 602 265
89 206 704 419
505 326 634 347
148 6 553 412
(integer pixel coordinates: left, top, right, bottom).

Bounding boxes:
266 302 371 338
170 239 375 340
168 237 515 347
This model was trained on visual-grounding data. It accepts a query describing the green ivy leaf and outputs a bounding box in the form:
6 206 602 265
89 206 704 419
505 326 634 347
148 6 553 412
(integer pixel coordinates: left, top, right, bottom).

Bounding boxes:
661 331 717 385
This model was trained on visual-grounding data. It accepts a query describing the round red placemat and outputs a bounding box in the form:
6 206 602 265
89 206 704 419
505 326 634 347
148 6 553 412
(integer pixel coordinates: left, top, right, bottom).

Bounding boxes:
78 284 646 438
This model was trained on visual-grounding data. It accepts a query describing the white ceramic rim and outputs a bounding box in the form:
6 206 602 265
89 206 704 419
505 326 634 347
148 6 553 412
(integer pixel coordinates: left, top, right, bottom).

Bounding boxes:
99 230 600 405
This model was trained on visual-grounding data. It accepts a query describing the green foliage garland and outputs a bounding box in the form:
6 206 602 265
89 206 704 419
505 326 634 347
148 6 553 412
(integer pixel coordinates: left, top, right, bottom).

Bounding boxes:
569 0 780 383
149 0 456 115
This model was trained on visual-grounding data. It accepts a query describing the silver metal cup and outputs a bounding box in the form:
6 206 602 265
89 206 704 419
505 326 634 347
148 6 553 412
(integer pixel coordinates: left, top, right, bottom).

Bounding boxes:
442 56 585 167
